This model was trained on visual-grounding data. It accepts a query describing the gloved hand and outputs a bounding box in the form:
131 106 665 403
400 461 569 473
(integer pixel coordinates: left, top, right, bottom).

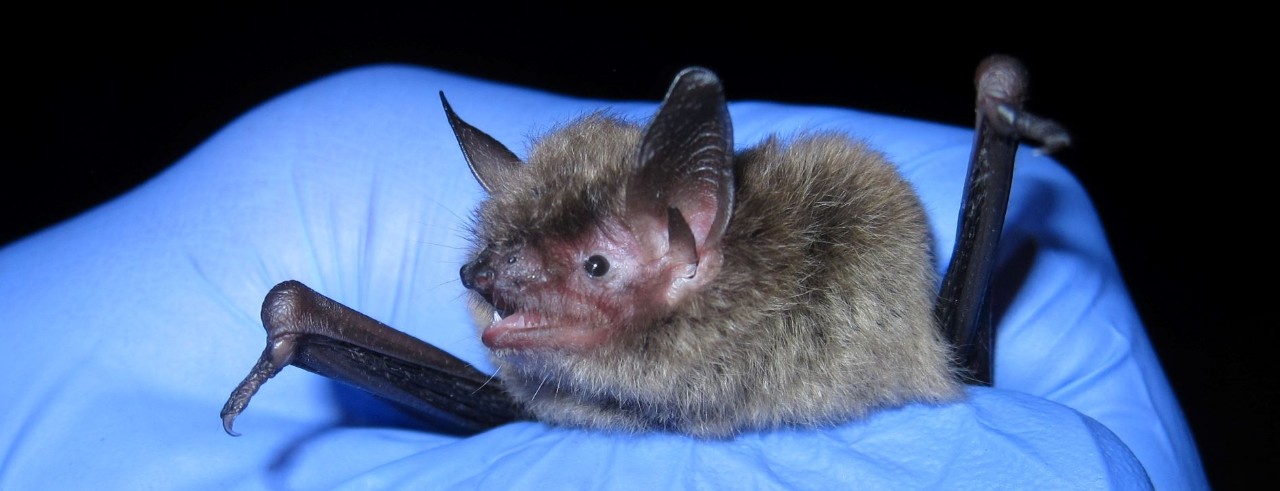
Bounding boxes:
0 64 1204 490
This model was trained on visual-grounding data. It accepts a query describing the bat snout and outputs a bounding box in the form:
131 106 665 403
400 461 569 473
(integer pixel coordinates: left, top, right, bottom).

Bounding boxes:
460 261 495 293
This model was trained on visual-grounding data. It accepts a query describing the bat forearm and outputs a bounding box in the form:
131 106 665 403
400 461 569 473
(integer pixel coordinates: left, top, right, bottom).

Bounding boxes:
221 281 524 436
936 55 1071 385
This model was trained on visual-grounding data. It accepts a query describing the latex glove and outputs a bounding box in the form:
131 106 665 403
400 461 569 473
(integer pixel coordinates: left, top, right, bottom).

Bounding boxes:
0 64 1205 490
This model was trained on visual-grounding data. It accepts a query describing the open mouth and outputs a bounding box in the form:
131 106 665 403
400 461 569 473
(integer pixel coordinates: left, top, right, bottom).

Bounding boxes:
475 290 516 319
482 309 554 349
479 299 610 351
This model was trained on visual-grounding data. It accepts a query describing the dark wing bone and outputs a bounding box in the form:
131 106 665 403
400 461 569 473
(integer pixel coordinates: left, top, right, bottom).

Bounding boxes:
220 281 525 435
935 55 1071 385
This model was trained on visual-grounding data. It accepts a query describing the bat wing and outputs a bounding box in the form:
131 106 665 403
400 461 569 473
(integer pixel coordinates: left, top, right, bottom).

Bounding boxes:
936 55 1071 385
220 280 525 436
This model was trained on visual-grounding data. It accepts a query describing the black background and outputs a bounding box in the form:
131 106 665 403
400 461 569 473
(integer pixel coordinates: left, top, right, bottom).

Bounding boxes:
6 8 1263 488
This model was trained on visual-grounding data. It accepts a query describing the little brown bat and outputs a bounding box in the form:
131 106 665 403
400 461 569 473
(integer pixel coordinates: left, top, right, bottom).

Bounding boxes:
221 56 1067 437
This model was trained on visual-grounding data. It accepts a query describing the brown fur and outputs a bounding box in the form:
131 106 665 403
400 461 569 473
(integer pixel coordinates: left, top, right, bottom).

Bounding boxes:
466 114 962 438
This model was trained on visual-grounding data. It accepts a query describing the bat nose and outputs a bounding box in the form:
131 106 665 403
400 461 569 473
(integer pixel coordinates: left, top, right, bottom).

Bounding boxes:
460 261 495 293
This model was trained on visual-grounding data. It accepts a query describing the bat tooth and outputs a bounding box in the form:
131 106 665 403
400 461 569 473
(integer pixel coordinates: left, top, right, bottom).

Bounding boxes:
493 311 503 322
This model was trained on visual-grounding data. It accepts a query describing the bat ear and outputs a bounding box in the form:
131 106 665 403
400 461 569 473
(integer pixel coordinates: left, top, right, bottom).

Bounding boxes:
626 67 735 266
440 91 523 194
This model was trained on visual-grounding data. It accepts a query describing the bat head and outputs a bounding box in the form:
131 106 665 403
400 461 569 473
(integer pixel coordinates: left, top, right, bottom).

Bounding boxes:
442 68 735 353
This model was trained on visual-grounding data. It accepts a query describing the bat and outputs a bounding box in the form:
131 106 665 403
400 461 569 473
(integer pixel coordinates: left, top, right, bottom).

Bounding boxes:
220 55 1068 437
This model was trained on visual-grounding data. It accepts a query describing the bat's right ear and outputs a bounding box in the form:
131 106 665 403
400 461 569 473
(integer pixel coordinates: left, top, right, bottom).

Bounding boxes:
440 92 523 194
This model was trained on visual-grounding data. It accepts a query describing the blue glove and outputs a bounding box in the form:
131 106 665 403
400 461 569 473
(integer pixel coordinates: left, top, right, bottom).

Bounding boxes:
0 64 1205 489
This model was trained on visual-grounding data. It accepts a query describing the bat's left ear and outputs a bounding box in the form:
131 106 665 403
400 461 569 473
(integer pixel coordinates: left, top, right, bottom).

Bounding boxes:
440 91 523 194
626 67 735 265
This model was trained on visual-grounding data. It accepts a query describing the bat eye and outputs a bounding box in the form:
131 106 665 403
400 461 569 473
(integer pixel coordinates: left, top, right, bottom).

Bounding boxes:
584 255 610 277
